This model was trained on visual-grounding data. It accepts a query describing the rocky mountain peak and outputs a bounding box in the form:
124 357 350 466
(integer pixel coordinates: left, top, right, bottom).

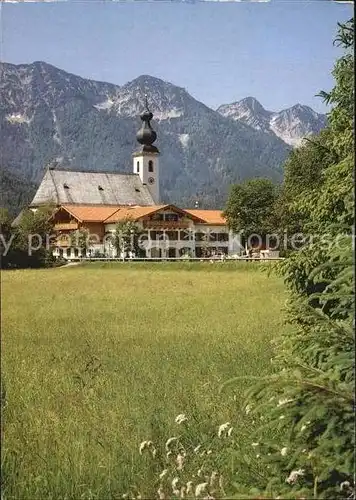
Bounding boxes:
218 97 326 146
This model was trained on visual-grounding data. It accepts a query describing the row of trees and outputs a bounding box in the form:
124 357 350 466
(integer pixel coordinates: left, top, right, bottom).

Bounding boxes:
223 147 338 254
225 18 354 499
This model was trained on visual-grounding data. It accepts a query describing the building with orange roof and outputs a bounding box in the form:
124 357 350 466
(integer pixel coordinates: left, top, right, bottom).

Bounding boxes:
50 202 242 259
27 99 244 259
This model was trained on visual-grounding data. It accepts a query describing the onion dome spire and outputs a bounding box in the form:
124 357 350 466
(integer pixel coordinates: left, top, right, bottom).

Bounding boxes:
136 94 159 153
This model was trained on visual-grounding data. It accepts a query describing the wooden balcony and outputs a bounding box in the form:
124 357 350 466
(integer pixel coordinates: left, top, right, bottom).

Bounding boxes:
55 237 71 247
54 222 78 231
143 220 190 229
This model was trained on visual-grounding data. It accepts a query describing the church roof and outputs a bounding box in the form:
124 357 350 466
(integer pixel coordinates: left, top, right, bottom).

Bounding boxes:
30 169 155 207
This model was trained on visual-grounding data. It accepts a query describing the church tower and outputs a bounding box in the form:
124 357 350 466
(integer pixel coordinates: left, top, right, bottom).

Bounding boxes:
133 95 160 204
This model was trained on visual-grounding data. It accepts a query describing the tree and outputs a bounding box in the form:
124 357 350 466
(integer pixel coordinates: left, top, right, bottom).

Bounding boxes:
223 178 278 247
273 128 337 238
5 205 55 268
234 18 354 500
113 219 144 259
70 228 91 256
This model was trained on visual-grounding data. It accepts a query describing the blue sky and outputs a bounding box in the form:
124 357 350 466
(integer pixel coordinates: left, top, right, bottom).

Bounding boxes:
0 1 352 113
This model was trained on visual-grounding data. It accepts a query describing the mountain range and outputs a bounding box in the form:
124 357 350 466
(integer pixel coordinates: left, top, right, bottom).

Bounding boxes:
217 97 326 147
0 61 327 212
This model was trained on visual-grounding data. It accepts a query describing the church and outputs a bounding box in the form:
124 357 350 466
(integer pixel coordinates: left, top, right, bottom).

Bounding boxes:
29 98 242 259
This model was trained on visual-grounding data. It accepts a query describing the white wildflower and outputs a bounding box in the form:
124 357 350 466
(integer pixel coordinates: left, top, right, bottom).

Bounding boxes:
245 404 252 415
176 453 185 470
286 469 305 484
301 421 310 432
206 450 212 455
180 486 186 498
195 482 208 498
256 454 260 458
194 445 202 454
279 415 285 420
186 481 194 496
158 485 166 499
165 437 178 451
218 422 231 438
159 469 169 480
166 451 173 460
280 447 288 456
227 427 233 437
172 477 180 495
197 468 204 477
251 442 259 447
277 398 293 407
139 441 149 455
340 481 351 491
175 414 188 425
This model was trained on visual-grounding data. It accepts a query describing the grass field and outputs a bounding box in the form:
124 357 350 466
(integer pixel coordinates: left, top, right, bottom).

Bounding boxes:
1 262 289 499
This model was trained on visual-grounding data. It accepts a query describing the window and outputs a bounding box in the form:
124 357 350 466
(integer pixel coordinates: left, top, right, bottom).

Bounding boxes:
137 161 140 173
151 213 164 221
98 185 104 191
148 160 154 172
195 232 206 242
166 231 178 241
217 233 229 242
63 183 69 189
164 213 179 222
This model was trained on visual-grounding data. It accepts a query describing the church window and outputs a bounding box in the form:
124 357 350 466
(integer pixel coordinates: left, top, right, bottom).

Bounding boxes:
148 160 154 172
98 185 104 191
63 183 69 189
137 161 140 173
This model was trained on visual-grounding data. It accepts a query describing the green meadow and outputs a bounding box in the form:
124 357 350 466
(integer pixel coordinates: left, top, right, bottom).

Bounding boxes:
1 263 290 499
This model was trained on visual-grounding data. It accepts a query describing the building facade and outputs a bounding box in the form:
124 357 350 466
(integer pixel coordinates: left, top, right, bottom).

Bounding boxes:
50 204 242 260
28 97 245 260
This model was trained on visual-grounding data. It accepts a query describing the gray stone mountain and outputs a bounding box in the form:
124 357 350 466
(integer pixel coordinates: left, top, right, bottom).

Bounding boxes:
217 97 327 147
0 61 324 211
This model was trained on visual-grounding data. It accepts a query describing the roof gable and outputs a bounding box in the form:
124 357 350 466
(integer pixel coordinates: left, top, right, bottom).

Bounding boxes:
104 204 206 224
53 205 122 223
